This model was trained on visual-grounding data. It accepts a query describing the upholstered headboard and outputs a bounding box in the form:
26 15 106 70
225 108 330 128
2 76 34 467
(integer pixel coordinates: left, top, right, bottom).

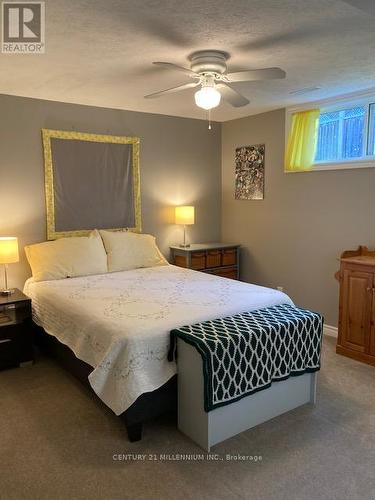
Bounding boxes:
42 129 141 240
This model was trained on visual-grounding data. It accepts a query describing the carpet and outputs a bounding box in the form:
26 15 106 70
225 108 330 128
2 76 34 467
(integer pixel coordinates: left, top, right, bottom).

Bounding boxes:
1 336 374 500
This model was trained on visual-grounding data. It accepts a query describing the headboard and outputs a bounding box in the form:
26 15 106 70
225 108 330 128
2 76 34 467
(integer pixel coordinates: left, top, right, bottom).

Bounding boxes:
42 129 141 240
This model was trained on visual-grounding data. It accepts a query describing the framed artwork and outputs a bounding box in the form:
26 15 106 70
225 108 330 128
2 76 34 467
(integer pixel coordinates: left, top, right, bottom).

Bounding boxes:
42 129 141 240
235 144 265 200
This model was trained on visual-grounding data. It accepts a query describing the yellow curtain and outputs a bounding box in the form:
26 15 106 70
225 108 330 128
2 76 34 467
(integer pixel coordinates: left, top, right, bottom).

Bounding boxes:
285 109 320 172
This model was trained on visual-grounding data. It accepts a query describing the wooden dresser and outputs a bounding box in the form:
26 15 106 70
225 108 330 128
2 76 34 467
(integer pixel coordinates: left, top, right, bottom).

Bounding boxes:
170 243 240 280
336 246 375 366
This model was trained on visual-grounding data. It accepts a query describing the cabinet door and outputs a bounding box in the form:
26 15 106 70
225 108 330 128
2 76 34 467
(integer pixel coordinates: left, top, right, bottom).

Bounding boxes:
370 290 375 356
341 270 373 353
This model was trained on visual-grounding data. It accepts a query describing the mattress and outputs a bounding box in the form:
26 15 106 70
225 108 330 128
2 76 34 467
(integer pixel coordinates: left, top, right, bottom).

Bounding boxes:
24 265 293 415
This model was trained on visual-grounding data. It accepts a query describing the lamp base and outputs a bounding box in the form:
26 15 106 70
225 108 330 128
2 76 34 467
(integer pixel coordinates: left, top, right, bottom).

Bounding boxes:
179 243 191 248
1 289 14 296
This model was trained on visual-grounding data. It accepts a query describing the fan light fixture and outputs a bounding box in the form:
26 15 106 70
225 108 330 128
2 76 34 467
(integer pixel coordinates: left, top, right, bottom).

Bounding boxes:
145 50 287 116
194 74 221 110
194 85 221 110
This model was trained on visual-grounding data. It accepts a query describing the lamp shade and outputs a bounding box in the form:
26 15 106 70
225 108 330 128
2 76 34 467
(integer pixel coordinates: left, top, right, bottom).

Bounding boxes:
0 237 19 264
175 206 195 225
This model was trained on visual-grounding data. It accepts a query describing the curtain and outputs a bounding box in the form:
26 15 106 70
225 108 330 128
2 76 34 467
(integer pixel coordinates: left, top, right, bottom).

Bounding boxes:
285 109 320 172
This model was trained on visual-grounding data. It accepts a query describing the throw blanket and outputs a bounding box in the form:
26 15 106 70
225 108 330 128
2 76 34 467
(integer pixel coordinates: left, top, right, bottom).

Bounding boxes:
170 303 323 412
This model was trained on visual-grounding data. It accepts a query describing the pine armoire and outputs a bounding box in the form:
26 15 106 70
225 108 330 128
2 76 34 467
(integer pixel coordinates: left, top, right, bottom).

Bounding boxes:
336 246 375 367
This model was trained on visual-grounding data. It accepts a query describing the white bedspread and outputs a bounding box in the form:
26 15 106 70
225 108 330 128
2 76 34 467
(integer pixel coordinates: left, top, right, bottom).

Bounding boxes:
24 265 293 415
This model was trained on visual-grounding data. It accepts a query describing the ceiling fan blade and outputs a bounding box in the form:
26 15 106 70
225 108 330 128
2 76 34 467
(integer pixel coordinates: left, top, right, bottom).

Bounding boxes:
144 81 199 99
152 62 198 77
227 67 286 82
217 83 250 107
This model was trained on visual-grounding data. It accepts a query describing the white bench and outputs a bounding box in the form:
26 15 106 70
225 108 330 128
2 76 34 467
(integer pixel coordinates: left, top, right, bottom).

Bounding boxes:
177 338 317 451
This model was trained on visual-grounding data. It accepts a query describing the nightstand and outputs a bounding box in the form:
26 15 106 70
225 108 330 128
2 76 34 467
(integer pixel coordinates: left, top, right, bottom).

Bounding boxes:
170 243 240 280
0 289 33 370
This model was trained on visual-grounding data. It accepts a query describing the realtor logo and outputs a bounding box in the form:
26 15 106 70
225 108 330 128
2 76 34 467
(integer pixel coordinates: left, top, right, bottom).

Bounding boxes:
2 2 45 53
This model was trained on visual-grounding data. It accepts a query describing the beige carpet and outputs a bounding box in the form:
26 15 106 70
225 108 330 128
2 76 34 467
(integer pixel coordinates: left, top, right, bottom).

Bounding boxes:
1 336 375 500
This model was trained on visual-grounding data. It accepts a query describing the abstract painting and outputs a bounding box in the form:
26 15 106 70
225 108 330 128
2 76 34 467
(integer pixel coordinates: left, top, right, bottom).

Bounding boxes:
235 144 265 200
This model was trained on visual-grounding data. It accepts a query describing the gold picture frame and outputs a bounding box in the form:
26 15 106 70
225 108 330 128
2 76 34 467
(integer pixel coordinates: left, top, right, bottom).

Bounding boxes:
42 129 141 240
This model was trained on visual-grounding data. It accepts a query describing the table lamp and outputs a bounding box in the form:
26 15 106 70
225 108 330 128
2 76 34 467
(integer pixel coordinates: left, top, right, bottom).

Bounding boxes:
0 237 19 296
175 206 195 248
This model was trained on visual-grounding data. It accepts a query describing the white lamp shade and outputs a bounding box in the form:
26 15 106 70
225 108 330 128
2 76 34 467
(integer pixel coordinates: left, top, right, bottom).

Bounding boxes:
175 206 195 225
0 237 19 264
194 87 221 110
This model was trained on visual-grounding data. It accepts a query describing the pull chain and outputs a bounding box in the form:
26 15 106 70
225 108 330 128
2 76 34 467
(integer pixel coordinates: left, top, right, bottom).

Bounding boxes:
208 109 212 130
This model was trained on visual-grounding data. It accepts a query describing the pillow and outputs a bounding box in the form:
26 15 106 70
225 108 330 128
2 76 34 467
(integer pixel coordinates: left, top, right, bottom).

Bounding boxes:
99 230 167 272
25 230 108 282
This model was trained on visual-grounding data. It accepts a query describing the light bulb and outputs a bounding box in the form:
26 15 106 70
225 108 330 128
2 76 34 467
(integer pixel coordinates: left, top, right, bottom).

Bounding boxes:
194 86 221 110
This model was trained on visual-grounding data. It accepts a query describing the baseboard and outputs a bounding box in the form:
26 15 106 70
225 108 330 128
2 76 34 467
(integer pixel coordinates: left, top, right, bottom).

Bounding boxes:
323 324 338 338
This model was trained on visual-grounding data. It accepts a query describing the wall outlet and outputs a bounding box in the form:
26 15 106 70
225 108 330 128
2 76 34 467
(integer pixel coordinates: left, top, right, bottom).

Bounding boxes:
276 286 284 292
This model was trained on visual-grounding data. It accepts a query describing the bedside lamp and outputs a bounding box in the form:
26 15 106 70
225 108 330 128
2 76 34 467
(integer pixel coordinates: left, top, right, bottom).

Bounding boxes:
175 206 195 248
0 237 19 296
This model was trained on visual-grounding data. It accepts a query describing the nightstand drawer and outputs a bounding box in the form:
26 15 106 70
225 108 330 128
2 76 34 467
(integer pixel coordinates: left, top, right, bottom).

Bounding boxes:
0 290 33 370
0 323 20 341
0 335 18 369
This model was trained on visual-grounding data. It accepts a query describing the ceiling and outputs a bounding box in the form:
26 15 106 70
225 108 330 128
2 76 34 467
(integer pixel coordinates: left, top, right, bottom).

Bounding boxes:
1 0 374 121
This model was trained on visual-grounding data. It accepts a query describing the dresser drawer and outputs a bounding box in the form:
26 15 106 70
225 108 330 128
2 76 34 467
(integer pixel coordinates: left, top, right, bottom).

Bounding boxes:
191 252 206 270
174 255 188 268
222 248 237 266
214 267 238 280
170 244 240 279
206 250 222 268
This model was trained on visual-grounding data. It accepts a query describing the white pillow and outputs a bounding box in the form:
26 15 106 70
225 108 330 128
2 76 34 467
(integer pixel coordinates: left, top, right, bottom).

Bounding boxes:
25 230 108 282
99 230 167 272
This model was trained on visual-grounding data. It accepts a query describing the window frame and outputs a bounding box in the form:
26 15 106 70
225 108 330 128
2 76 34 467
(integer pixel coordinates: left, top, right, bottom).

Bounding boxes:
285 89 375 173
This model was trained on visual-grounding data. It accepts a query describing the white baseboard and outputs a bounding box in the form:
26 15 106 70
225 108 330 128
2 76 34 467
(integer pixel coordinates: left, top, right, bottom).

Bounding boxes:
323 324 338 338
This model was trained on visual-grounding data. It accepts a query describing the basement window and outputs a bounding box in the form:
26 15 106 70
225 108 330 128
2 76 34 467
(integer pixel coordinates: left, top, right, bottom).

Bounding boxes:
315 106 365 162
314 98 375 170
286 91 375 171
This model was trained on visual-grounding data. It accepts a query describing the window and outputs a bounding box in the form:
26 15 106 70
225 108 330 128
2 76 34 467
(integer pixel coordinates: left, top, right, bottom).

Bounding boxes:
367 103 375 156
314 98 375 168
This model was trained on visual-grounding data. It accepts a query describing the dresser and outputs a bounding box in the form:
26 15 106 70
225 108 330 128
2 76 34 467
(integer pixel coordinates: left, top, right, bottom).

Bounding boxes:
170 243 240 280
336 246 375 366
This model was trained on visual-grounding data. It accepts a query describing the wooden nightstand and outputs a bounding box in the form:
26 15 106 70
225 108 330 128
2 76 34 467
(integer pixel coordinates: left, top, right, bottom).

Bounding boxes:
170 243 240 280
0 289 33 370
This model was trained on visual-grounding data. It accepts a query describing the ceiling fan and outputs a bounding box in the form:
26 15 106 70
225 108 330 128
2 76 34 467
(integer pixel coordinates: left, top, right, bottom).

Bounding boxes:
144 50 286 110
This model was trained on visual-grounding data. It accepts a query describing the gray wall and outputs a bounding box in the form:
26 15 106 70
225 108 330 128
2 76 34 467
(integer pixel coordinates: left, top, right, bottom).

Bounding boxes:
0 94 221 289
222 108 375 326
4 94 372 327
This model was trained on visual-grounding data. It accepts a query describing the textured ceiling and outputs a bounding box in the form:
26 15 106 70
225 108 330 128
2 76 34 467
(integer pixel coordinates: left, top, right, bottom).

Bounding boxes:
0 0 374 121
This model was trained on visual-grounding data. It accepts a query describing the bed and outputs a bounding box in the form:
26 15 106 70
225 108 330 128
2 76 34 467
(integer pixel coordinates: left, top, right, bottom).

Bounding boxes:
25 264 293 440
30 129 321 444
